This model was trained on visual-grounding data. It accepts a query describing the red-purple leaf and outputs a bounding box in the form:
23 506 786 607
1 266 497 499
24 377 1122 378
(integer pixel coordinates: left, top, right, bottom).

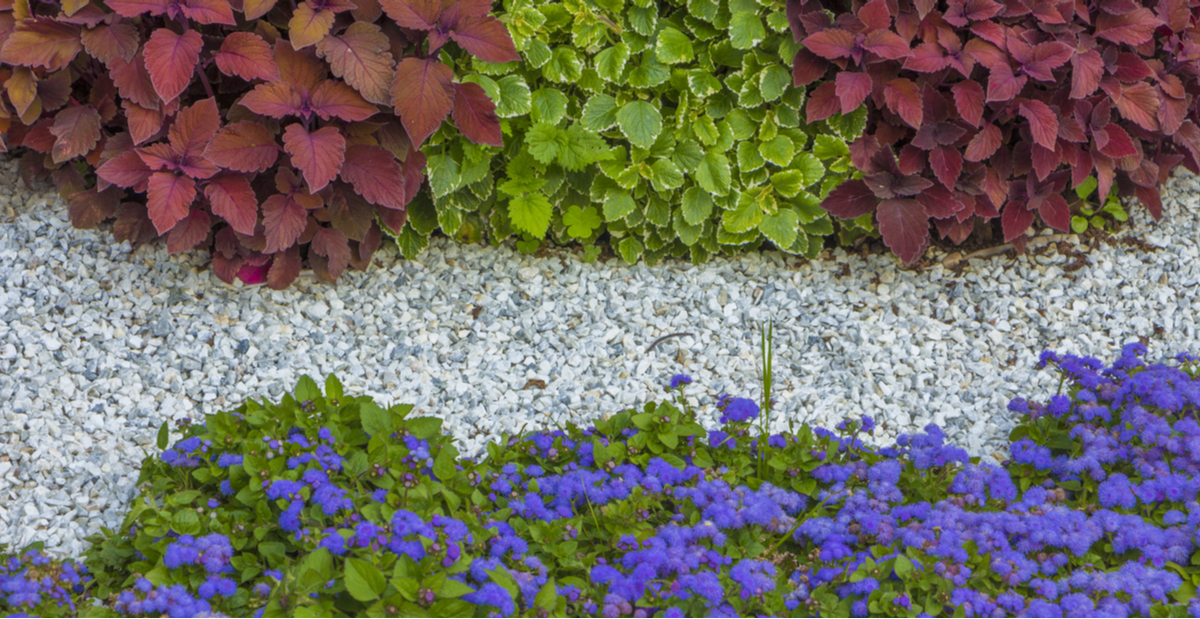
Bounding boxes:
169 97 221 158
451 81 502 147
884 78 923 129
112 203 159 245
986 63 1027 102
791 48 829 86
801 28 855 60
448 16 520 63
205 173 260 235
288 2 335 49
97 150 152 188
315 22 394 105
181 0 236 24
50 105 101 163
339 144 407 209
282 123 346 192
821 179 878 219
876 198 929 264
1018 99 1058 149
1000 201 1034 241
214 32 280 82
80 22 138 65
146 171 196 234
379 0 441 30
144 28 203 103
1094 8 1162 45
805 81 840 123
1135 184 1162 220
1036 193 1070 232
243 0 278 20
240 82 303 118
951 80 984 127
929 146 962 189
916 184 963 218
105 0 171 17
391 56 454 147
964 123 1002 161
267 246 301 289
167 208 212 254
309 81 378 121
0 18 82 72
311 226 350 279
1070 49 1103 99
109 51 159 110
204 121 279 173
1030 143 1059 181
68 186 121 228
861 30 909 60
835 71 872 115
1097 123 1137 157
903 43 949 73
1111 82 1160 131
261 194 309 253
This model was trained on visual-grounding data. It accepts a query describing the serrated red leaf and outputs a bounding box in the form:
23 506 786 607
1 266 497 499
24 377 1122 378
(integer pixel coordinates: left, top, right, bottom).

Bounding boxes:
861 30 909 60
451 81 502 147
1000 201 1034 241
214 32 280 82
1157 0 1188 31
181 0 235 24
1159 91 1186 136
986 63 1027 102
0 18 82 72
857 0 892 30
1097 123 1137 157
391 57 454 147
884 78 923 129
805 81 840 123
109 51 159 110
273 38 326 90
261 193 309 253
97 150 152 188
113 202 159 245
379 0 441 29
327 184 375 240
876 198 929 264
339 143 407 209
267 246 301 289
50 105 101 163
821 179 878 219
929 146 962 189
964 124 1002 161
205 173 259 235
1018 99 1058 149
951 80 984 126
1110 52 1151 83
80 22 138 65
289 2 335 49
243 0 277 20
903 43 949 73
68 185 121 228
169 97 221 158
1035 193 1070 231
791 48 828 87
935 215 974 244
1135 184 1162 220
315 22 394 105
309 81 378 121
240 82 303 118
802 29 855 60
448 16 519 63
1030 143 1059 181
146 171 196 234
204 121 279 173
1112 82 1160 131
311 226 350 279
167 208 212 253
282 123 346 192
834 72 872 115
105 0 170 17
1069 50 1103 99
144 28 202 103
1095 8 1162 45
916 183 963 218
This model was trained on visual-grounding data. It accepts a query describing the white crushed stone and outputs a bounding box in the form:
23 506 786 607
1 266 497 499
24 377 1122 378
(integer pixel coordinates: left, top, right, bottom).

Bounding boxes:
1 156 1199 558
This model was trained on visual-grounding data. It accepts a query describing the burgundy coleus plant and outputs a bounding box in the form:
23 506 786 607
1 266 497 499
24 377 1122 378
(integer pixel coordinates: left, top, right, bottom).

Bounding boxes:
0 0 517 288
789 0 1199 264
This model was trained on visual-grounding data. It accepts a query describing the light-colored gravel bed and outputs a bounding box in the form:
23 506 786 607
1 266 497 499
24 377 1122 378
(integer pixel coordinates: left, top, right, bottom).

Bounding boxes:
2 157 1199 558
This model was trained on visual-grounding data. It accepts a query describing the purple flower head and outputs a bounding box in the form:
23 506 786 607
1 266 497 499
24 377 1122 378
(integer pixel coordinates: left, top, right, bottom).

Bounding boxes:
669 374 693 389
719 398 759 424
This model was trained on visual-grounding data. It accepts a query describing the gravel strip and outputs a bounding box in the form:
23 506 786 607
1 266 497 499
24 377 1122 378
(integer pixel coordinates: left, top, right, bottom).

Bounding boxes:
2 157 1199 558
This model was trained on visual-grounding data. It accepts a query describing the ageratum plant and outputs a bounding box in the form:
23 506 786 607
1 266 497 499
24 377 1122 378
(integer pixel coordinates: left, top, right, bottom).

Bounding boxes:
0 0 517 288
395 0 869 265
788 0 1198 263
8 345 1200 617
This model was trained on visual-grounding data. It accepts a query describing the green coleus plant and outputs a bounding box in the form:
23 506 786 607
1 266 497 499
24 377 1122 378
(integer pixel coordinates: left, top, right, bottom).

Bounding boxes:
387 0 869 264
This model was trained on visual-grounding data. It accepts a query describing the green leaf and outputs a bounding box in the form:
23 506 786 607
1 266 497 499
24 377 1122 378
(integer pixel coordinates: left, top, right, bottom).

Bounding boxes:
433 444 458 481
894 555 915 578
438 579 476 598
531 88 568 125
726 109 757 140
627 52 671 88
759 135 795 166
495 76 532 118
535 579 558 612
508 193 553 238
394 224 428 259
725 191 764 233
563 205 603 237
650 158 684 191
673 139 704 173
737 141 764 172
627 5 657 35
359 401 392 438
324 375 343 401
681 187 713 225
543 47 583 83
827 106 867 139
426 153 461 198
655 27 694 64
694 115 720 146
522 38 552 68
156 421 169 451
295 375 320 401
345 558 387 602
604 190 636 220
759 65 791 102
793 153 825 187
616 101 663 150
1075 176 1098 200
618 236 644 263
729 11 766 50
1071 215 1088 234
770 170 803 197
812 134 849 160
560 124 612 171
526 123 568 164
759 207 799 248
688 71 722 98
595 44 630 82
695 151 731 196
582 95 619 132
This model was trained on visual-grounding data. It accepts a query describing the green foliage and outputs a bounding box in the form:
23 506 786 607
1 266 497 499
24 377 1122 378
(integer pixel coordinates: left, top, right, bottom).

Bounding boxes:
1069 176 1130 235
406 0 859 265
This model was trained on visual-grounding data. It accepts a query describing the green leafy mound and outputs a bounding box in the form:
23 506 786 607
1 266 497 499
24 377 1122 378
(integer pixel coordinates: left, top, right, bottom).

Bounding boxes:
400 0 870 264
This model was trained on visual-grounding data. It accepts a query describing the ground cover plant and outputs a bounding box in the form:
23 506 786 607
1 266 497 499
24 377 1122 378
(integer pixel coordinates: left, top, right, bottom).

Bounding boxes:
402 0 870 266
0 0 518 288
5 341 1200 616
795 0 1200 263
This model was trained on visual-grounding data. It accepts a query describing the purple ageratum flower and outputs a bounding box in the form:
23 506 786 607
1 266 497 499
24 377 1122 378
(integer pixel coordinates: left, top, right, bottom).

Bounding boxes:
668 374 692 389
719 398 759 424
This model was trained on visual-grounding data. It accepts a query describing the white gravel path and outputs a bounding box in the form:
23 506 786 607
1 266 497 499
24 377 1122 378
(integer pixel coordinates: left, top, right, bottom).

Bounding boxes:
2 157 1199 558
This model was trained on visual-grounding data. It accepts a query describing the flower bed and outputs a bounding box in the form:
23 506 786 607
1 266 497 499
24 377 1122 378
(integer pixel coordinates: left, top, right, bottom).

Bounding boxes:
3 343 1200 617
